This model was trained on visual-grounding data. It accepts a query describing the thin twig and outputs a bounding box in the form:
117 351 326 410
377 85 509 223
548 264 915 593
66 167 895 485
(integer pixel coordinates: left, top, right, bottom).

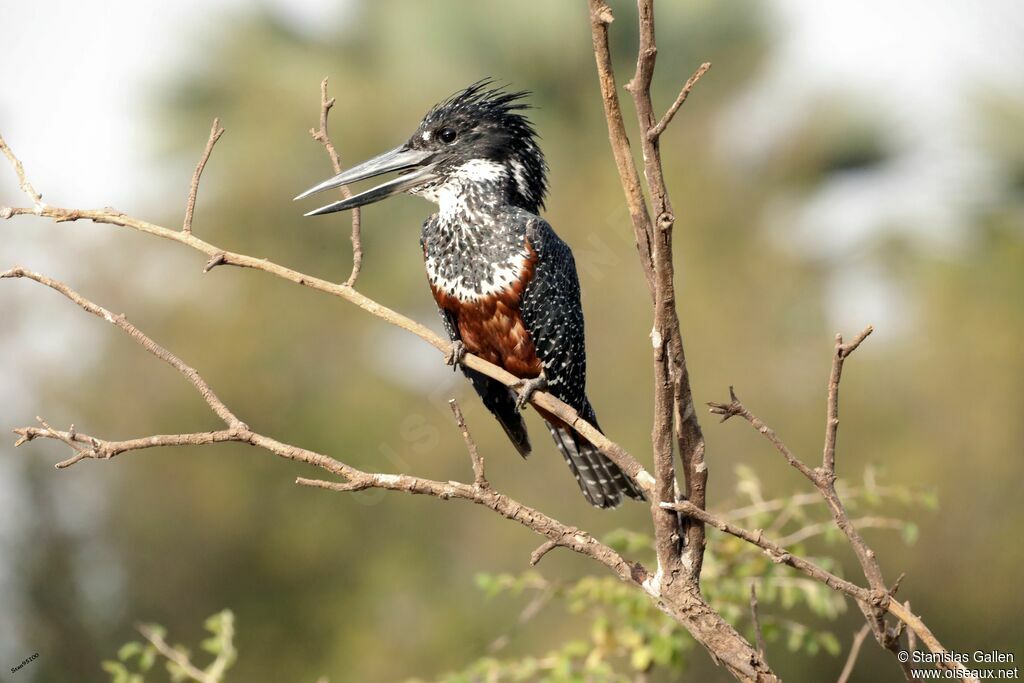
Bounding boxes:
774 516 905 547
309 77 363 286
137 623 214 683
182 118 225 234
708 386 818 481
749 582 766 660
648 62 712 140
823 326 874 474
0 133 43 208
488 581 558 653
2 267 243 429
836 624 872 683
449 399 487 489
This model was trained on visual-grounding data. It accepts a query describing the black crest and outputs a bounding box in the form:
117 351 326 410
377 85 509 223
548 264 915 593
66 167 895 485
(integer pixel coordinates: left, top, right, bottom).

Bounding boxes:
412 79 549 212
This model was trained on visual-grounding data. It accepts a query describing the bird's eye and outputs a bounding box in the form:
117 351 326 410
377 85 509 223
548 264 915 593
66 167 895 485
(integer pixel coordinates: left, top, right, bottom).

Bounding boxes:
439 127 457 144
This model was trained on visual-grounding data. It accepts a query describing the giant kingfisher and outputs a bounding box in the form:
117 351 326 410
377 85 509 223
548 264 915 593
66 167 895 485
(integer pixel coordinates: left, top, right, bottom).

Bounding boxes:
296 81 644 508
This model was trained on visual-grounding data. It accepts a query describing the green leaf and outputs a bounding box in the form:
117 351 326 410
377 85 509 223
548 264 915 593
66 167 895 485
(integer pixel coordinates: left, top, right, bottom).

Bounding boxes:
818 631 842 656
117 641 143 662
167 660 188 683
201 636 221 654
786 626 804 652
902 522 919 545
101 660 128 683
138 645 156 672
630 646 653 671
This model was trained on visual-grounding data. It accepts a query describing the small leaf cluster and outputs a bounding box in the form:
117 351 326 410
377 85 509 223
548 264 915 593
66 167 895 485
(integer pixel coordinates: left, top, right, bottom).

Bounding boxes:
102 609 237 683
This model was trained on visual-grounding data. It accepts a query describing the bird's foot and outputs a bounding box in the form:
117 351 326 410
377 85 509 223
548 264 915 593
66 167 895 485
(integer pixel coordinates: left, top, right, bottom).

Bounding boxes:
514 375 548 412
444 340 466 370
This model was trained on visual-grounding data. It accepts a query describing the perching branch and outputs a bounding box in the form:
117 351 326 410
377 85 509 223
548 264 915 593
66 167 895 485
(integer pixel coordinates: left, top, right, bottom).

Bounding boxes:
0 135 654 500
309 77 363 287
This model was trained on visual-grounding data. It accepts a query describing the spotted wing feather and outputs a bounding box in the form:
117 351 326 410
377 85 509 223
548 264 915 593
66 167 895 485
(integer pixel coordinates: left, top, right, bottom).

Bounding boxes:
519 216 645 508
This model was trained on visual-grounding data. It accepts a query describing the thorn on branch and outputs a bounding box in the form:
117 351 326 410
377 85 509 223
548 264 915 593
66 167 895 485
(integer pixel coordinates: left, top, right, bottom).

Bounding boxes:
183 117 225 235
889 572 906 598
592 2 614 24
838 325 874 359
203 251 227 273
12 427 34 448
707 385 743 422
530 540 559 566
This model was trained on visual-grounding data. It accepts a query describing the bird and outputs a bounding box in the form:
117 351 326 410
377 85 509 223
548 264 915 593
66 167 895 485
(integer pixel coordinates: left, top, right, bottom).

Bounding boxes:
295 80 645 508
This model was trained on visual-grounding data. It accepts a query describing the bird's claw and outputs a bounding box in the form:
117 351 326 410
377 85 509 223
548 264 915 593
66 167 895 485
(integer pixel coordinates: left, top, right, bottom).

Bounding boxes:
514 375 548 412
445 341 466 370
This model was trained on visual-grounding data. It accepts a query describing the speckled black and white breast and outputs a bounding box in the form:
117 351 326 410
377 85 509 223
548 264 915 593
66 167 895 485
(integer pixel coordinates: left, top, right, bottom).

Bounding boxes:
418 160 532 302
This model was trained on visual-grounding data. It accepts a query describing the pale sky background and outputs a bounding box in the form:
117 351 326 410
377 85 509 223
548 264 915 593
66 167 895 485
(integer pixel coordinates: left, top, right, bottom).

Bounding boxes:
1 0 1022 666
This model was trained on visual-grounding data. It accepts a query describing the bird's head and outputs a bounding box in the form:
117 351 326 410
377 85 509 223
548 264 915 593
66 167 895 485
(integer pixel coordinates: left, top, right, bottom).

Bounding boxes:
296 80 548 216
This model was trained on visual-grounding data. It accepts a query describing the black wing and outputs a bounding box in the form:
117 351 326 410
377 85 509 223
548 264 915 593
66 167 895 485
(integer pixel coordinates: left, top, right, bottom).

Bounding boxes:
520 216 645 507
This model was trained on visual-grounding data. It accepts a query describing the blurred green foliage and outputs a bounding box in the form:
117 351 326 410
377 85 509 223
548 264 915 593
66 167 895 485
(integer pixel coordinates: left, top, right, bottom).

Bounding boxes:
407 465 929 682
102 609 236 683
2 1 1022 682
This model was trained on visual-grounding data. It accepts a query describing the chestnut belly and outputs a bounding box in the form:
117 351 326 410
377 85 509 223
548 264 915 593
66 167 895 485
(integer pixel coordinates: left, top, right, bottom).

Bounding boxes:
433 289 542 379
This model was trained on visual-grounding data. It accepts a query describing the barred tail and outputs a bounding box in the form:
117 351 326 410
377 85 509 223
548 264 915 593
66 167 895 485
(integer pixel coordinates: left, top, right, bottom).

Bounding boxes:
544 408 645 509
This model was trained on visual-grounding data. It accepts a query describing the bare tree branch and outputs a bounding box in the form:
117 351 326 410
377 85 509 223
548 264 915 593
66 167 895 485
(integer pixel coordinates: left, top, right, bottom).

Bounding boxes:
586 2 769 679
309 77 363 287
5 266 648 590
705 328 974 681
182 118 225 234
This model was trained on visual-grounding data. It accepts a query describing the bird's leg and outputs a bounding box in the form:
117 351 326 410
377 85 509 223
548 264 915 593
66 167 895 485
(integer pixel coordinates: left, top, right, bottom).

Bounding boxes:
514 373 548 412
445 340 467 370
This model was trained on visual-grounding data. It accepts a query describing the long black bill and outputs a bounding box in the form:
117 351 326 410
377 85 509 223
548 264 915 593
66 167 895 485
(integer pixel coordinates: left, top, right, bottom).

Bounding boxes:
295 146 435 216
